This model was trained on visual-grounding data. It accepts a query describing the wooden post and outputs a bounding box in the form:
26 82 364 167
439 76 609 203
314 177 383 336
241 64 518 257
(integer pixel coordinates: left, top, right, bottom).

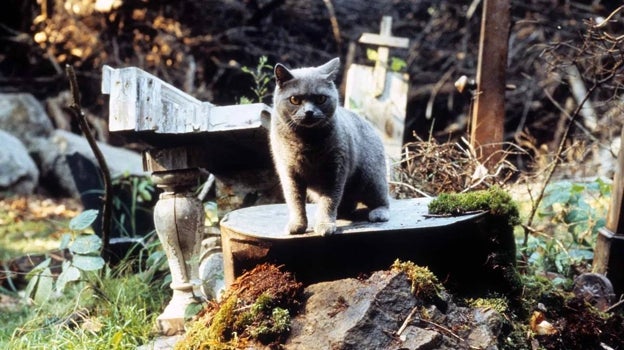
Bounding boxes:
470 0 510 167
593 127 624 296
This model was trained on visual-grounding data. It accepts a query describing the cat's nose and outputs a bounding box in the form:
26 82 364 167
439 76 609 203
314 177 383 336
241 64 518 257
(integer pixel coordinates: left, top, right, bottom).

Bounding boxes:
305 110 314 118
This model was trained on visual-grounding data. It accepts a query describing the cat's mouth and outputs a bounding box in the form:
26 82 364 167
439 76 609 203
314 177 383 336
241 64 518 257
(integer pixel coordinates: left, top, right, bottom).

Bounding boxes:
293 115 325 128
292 117 323 128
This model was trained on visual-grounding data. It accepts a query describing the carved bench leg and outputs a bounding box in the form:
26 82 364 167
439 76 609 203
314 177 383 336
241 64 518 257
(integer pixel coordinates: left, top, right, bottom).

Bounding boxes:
152 170 204 335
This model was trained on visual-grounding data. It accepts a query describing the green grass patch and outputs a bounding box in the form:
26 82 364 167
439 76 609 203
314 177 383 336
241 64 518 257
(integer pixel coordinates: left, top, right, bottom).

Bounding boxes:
0 197 76 260
1 270 166 349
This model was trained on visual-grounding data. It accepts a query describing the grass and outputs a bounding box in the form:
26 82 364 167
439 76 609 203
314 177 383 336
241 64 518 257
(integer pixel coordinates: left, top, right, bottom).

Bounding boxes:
0 195 167 349
1 270 166 349
0 196 78 260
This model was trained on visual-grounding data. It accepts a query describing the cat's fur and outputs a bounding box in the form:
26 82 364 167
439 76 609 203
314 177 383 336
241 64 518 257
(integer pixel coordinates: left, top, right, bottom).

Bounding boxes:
270 57 390 236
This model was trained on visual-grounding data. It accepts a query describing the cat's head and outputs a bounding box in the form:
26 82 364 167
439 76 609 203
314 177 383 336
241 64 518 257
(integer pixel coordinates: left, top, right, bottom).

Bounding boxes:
272 58 340 129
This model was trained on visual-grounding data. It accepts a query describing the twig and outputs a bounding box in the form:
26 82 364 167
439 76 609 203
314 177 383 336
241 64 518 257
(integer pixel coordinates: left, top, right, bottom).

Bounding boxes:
65 65 112 262
197 173 215 202
417 317 469 345
565 64 597 131
396 306 419 336
593 5 624 28
605 297 624 313
424 210 487 218
395 306 473 347
425 68 454 120
321 0 342 47
388 181 432 198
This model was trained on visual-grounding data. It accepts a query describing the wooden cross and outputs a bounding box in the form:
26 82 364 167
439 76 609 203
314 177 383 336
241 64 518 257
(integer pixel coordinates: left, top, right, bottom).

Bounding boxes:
359 16 409 97
345 16 410 160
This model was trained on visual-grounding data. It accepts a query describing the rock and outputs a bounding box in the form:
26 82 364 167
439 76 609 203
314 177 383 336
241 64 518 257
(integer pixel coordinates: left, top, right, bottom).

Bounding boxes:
199 232 225 300
0 130 39 195
0 93 70 195
0 93 145 197
35 129 145 197
64 152 155 238
467 308 504 350
0 93 54 149
286 270 416 350
398 326 443 350
286 269 509 350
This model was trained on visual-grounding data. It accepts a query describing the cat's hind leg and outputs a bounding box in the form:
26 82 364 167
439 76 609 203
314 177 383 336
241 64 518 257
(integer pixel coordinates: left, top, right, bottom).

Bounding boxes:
368 205 390 222
365 187 390 222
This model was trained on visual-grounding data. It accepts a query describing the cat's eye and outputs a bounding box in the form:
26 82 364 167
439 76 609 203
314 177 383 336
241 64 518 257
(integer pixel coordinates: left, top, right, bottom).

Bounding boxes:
289 96 302 105
314 95 327 104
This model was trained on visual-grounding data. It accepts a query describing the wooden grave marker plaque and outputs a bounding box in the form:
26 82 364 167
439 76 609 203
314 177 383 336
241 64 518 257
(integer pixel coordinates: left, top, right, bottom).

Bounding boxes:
345 16 410 161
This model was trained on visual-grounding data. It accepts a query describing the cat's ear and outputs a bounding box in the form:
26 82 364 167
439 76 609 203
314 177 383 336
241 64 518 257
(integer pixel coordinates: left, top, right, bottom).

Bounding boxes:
275 64 294 87
318 57 341 81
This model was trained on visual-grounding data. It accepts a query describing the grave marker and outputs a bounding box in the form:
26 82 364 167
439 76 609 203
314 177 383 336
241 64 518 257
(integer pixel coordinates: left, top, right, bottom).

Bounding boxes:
593 126 624 296
345 16 410 160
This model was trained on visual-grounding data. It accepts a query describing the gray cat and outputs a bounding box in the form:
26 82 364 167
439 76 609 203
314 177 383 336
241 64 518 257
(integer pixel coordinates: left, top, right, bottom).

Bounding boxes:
270 57 390 236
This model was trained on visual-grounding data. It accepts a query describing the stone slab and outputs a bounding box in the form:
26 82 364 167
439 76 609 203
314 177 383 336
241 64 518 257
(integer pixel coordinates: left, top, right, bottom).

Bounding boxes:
220 198 510 291
221 198 483 239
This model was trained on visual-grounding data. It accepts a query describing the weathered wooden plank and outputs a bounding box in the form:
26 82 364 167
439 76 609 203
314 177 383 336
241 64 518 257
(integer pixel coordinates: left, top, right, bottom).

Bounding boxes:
209 104 271 131
347 16 410 160
345 65 408 160
359 33 410 48
102 65 270 134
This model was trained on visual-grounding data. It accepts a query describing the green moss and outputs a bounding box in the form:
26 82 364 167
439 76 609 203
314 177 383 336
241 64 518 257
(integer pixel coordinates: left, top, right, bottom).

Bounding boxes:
248 307 291 341
178 291 294 349
175 295 239 350
391 260 443 302
428 186 520 225
465 297 509 313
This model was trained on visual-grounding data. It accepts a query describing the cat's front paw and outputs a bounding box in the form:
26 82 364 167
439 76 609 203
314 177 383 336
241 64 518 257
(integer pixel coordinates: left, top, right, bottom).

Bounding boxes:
368 207 390 222
286 220 307 235
314 222 337 236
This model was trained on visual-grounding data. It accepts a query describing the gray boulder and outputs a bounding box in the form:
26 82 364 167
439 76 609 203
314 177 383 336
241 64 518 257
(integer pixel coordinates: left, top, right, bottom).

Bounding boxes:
0 130 39 195
0 93 54 149
0 92 145 197
286 270 417 350
35 129 145 197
